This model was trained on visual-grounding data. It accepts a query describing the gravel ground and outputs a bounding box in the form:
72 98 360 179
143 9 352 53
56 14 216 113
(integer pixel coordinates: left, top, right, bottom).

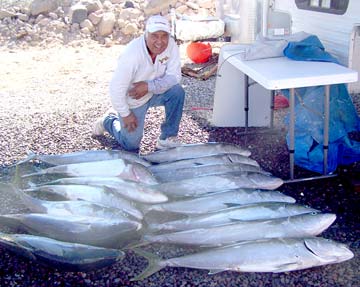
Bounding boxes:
0 43 359 286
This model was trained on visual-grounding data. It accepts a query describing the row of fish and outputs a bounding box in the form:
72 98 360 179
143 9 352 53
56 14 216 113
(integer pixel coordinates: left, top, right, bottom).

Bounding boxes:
0 143 353 278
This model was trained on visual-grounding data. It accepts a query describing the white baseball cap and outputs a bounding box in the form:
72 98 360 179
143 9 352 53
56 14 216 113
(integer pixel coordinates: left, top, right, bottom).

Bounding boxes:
145 15 170 33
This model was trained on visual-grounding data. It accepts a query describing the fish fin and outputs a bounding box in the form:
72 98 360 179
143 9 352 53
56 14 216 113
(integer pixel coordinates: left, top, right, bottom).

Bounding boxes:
229 218 246 223
224 203 242 208
130 248 164 281
208 269 225 275
193 162 205 166
273 262 299 273
102 186 115 193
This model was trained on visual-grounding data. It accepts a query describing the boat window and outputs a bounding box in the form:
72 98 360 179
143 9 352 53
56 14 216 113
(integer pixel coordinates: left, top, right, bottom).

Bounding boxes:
295 0 349 15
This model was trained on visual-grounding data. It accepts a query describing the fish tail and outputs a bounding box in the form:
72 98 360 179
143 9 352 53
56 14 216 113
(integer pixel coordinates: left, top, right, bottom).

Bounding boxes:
130 248 165 281
0 215 21 232
137 203 152 215
10 151 37 167
12 164 23 188
125 238 149 249
12 186 46 213
21 170 46 178
144 222 164 233
0 183 39 213
0 234 37 261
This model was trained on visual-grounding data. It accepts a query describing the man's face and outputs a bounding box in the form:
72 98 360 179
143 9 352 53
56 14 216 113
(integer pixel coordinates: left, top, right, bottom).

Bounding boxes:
146 31 169 56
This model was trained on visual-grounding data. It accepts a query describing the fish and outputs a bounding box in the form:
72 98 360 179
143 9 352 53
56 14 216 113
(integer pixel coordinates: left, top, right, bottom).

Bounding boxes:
144 0 177 15
0 233 125 271
139 212 336 247
0 213 142 248
43 176 168 204
142 143 251 163
25 184 143 220
152 163 269 182
156 173 284 197
142 189 296 215
15 149 151 167
2 183 138 221
148 153 260 173
147 203 319 232
21 159 158 185
131 237 354 280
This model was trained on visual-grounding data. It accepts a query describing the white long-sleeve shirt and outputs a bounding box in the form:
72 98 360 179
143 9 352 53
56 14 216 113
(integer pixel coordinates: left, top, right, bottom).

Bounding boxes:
109 35 182 117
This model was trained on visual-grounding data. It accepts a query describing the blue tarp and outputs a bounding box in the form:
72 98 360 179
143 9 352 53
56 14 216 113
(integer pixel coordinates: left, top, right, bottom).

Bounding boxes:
282 36 360 174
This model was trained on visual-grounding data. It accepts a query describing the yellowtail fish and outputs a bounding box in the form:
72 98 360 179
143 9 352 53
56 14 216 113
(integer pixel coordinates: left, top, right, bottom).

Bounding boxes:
131 237 353 280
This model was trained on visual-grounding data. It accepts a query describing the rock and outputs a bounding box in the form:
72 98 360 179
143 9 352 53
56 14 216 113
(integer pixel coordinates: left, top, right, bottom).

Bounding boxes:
34 14 45 24
80 19 95 31
29 0 59 16
117 18 126 29
0 9 16 20
81 0 103 14
16 13 29 22
0 0 217 47
37 17 51 26
81 27 91 34
102 1 113 10
119 8 142 20
48 12 58 20
70 4 88 24
121 22 137 35
98 12 115 36
175 5 188 14
88 11 103 25
104 37 113 46
198 0 213 9
186 2 199 10
124 1 135 8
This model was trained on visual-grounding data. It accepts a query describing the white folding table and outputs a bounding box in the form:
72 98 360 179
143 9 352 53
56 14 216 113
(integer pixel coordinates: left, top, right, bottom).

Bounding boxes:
222 50 358 181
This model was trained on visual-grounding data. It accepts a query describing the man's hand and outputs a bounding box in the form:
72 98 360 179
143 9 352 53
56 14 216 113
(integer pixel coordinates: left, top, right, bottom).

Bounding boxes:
122 112 138 132
128 81 148 100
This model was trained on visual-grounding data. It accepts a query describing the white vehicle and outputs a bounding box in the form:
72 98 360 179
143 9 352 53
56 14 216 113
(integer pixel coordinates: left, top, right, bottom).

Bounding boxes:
212 0 359 127
266 0 360 93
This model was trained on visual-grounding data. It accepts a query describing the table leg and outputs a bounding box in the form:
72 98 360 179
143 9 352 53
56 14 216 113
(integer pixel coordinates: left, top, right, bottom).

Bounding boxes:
323 85 330 175
289 88 295 179
270 90 275 128
244 75 249 132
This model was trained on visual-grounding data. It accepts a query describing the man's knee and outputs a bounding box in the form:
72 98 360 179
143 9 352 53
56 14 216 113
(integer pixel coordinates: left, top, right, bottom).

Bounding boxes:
120 136 142 151
170 84 185 103
121 142 140 152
